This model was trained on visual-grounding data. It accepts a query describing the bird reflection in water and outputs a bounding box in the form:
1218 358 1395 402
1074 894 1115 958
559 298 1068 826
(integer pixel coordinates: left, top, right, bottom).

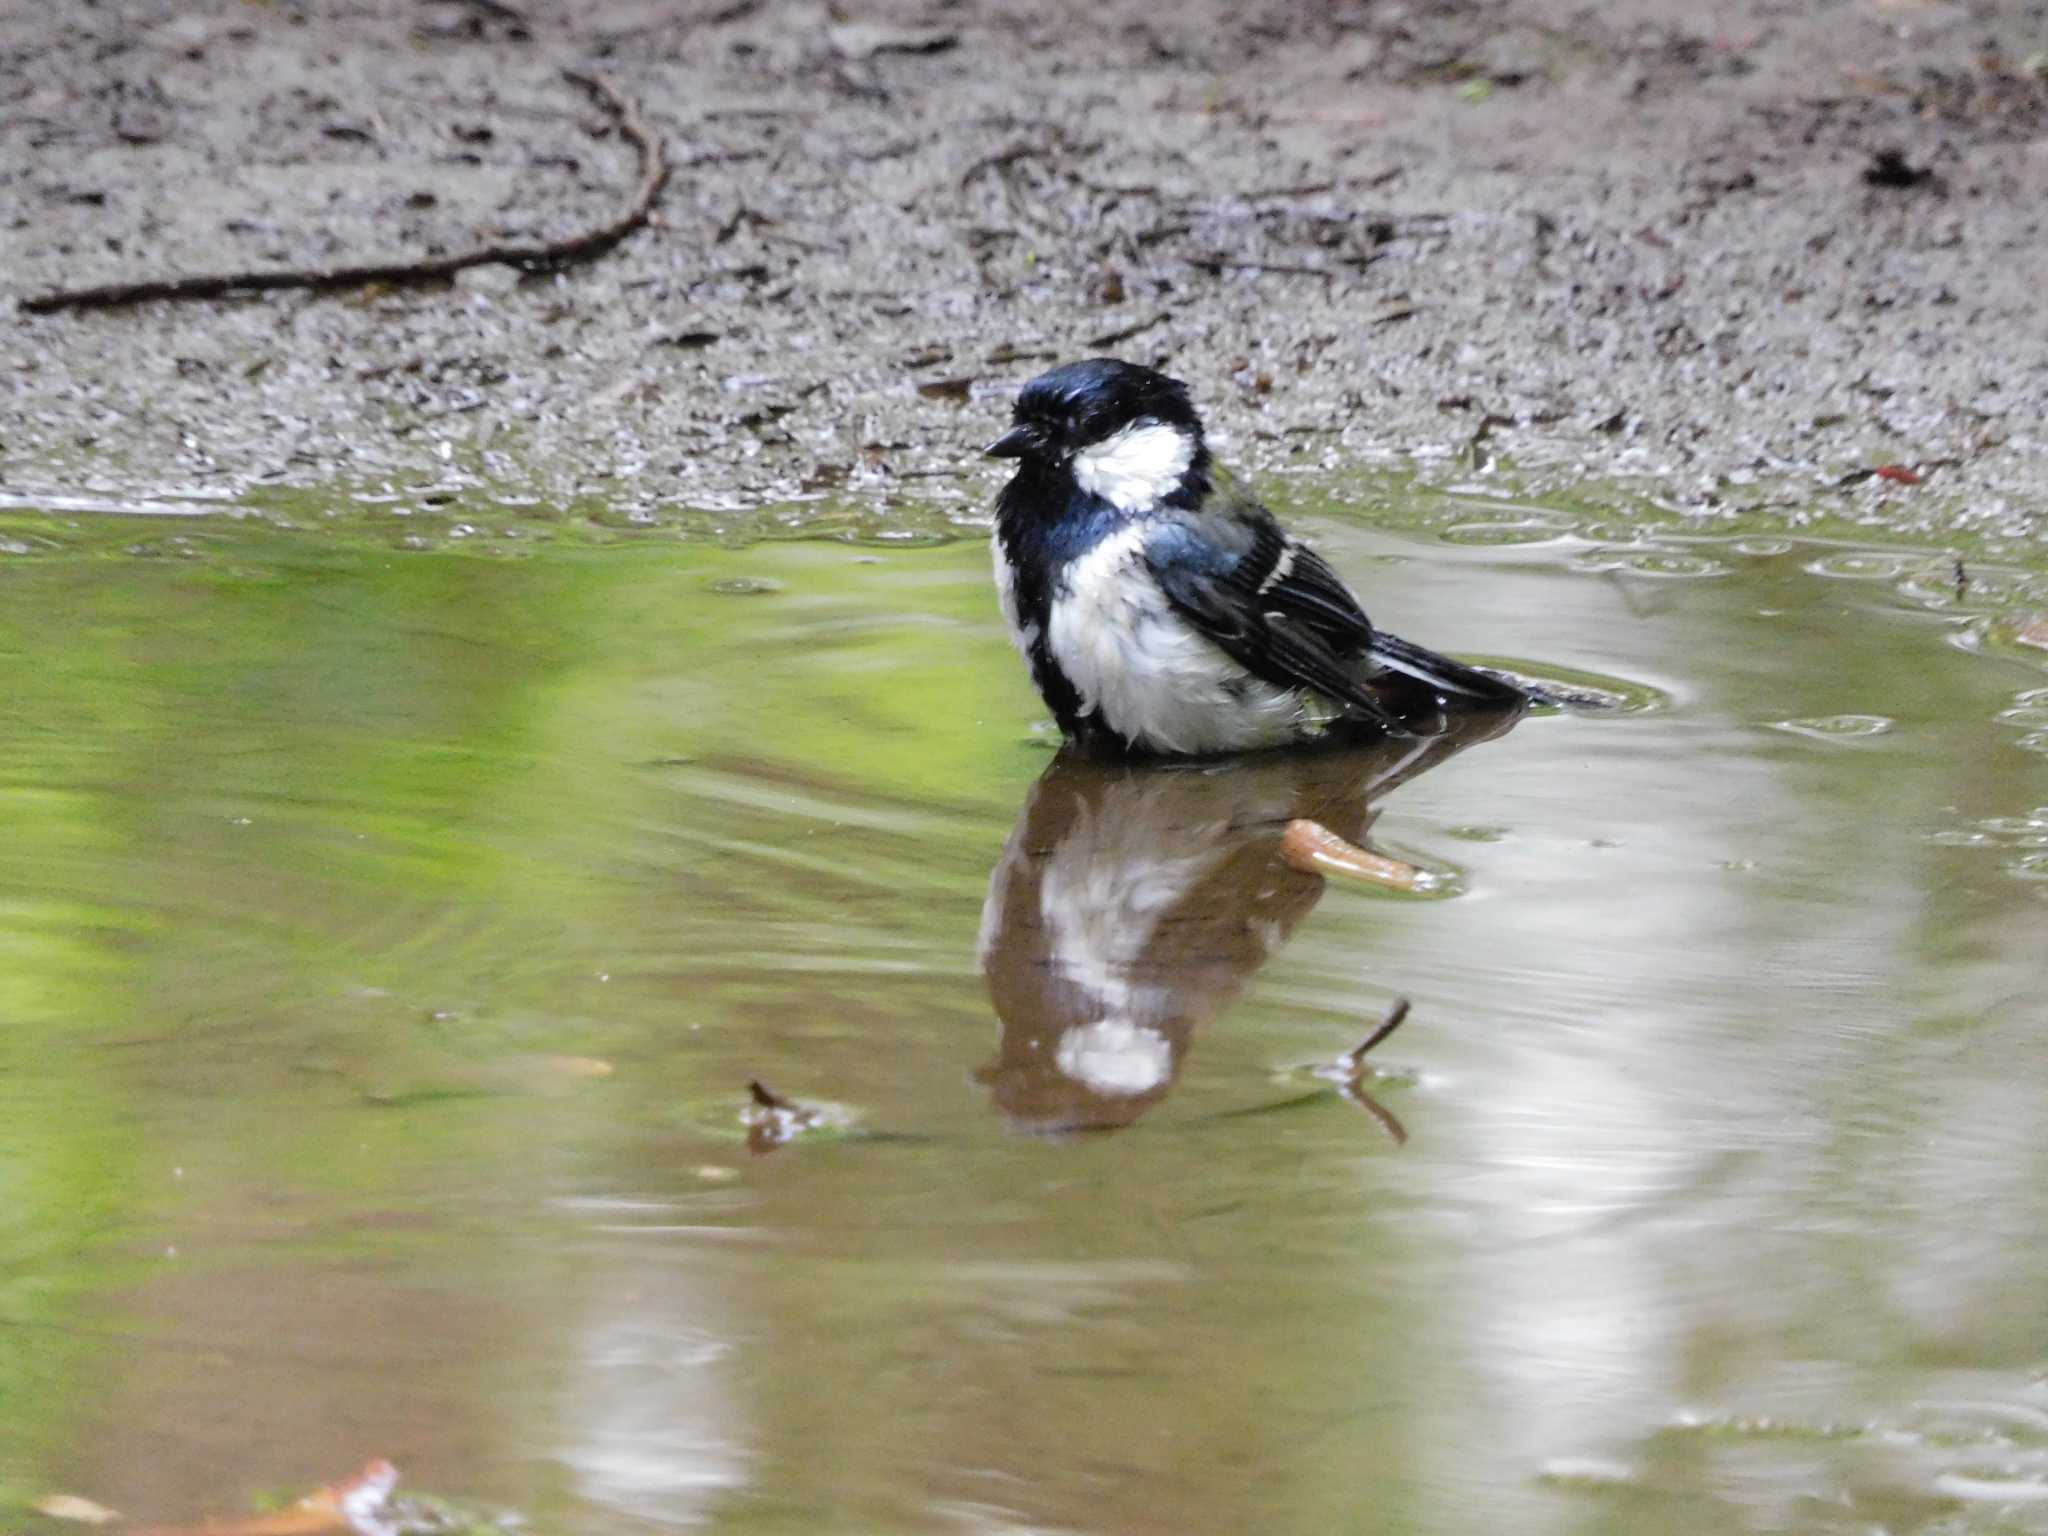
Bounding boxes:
975 709 1522 1135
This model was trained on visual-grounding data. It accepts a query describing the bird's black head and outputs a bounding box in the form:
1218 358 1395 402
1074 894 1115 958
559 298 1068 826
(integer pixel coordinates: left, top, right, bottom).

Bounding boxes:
986 358 1204 466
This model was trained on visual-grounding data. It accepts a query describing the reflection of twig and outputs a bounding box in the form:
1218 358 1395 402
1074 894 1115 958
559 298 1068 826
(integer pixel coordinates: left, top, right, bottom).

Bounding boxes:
20 69 668 314
1339 997 1412 1144
1345 1081 1408 1145
1599 567 1674 620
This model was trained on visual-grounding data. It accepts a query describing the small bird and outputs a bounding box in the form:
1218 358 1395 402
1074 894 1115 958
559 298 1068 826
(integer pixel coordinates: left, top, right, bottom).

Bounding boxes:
987 358 1530 756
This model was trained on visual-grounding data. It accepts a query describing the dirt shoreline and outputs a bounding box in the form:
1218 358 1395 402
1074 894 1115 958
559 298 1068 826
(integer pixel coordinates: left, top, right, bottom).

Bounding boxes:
4 0 2045 542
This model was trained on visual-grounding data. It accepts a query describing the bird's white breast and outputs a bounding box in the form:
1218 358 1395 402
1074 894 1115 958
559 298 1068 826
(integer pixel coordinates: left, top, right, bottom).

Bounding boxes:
991 531 1037 658
1046 522 1304 755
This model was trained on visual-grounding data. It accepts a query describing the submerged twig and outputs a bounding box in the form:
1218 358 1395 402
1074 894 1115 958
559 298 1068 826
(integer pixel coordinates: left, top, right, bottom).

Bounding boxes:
20 69 668 314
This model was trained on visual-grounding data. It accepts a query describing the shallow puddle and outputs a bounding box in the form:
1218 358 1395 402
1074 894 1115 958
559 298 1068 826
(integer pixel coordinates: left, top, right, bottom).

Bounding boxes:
3 500 2047 1535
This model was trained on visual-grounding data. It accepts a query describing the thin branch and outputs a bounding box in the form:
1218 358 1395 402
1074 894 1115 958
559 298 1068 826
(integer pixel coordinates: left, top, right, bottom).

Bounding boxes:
1343 997 1411 1069
19 69 668 315
960 142 1045 188
1083 309 1170 349
1189 254 1338 282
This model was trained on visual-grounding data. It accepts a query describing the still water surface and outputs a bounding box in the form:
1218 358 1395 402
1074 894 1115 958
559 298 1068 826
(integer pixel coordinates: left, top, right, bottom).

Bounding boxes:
3 499 2047 1534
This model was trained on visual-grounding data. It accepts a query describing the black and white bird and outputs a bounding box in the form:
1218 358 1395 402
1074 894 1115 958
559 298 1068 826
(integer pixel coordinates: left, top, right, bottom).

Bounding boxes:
987 358 1531 756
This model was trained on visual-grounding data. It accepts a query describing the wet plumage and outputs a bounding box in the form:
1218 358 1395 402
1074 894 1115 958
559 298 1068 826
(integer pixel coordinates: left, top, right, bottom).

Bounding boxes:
987 358 1528 756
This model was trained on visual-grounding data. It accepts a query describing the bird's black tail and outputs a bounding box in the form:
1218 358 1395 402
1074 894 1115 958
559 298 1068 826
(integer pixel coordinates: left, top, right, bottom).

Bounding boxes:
1368 631 1538 708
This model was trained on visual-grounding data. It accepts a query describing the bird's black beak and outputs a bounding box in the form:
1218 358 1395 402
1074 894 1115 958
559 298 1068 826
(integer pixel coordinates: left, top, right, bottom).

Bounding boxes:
984 424 1041 460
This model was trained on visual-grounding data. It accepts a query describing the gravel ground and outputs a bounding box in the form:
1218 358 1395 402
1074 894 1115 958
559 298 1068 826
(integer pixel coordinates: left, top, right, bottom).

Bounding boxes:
3 0 2046 541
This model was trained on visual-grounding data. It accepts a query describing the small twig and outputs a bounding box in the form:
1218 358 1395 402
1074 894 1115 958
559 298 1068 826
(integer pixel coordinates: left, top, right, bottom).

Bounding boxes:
19 69 668 315
1238 180 1336 201
960 142 1045 188
1082 309 1169 349
748 1078 795 1111
1343 998 1411 1070
1188 255 1338 282
1335 998 1415 1144
438 0 530 25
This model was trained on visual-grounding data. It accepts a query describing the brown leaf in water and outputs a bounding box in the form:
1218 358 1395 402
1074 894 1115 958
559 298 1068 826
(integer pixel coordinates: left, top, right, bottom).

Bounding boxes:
1280 819 1432 891
131 1510 343 1536
128 1459 397 1536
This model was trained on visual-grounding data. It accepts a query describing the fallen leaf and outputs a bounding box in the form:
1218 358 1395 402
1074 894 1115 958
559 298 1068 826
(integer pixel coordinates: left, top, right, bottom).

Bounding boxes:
1279 819 1439 891
36 1495 122 1525
130 1460 398 1536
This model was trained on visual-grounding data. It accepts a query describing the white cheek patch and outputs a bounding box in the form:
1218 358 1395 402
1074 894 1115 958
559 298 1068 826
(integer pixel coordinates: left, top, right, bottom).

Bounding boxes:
1070 420 1196 512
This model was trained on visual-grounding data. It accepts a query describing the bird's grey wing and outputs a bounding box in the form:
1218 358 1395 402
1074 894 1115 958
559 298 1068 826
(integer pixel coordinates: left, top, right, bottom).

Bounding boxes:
1142 519 1415 737
1152 485 1531 715
1184 473 1377 644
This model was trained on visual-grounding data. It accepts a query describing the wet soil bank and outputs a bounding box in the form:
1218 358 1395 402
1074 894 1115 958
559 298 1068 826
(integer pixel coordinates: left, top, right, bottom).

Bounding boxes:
3 0 2046 540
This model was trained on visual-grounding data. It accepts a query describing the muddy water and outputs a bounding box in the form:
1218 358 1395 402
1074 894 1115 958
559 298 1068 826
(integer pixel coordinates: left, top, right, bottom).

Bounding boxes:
3 499 2047 1536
